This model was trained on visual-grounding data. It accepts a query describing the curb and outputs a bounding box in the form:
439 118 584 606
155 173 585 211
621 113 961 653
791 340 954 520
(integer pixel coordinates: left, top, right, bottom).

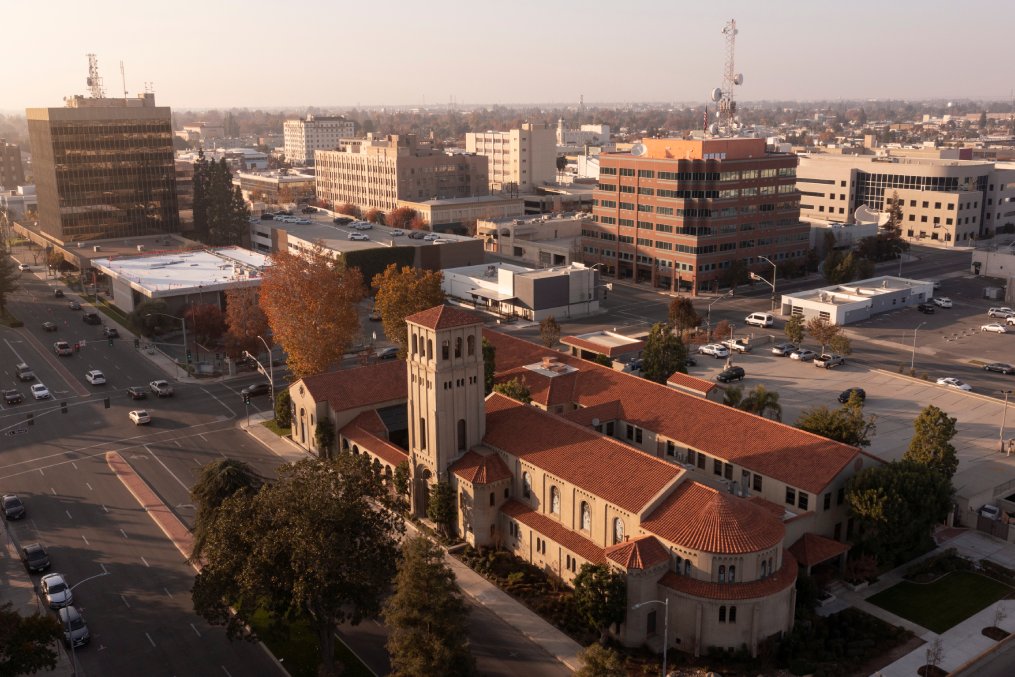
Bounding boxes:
947 624 1015 676
869 368 1008 405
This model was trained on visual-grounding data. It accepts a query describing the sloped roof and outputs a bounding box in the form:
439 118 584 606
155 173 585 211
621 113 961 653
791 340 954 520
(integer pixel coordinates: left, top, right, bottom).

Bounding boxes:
788 533 851 567
450 449 513 485
339 410 409 468
561 400 622 427
641 481 784 555
665 371 717 394
484 393 682 514
299 360 406 413
659 552 798 600
605 536 670 571
501 499 605 564
561 335 645 358
405 304 482 330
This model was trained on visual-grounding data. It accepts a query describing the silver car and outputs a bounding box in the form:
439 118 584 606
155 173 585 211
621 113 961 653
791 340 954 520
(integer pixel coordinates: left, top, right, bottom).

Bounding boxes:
59 606 90 647
41 573 74 608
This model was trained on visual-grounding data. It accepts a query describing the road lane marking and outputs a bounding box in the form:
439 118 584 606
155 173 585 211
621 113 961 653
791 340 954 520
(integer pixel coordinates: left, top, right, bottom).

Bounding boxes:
85 482 92 491
201 387 236 417
140 556 150 567
3 338 26 362
221 667 232 677
144 444 191 493
65 510 72 519
81 534 89 545
175 441 182 447
51 487 56 495
102 504 108 513
190 623 201 637
200 434 209 443
164 587 173 599
145 632 156 647
100 563 108 574
72 462 78 470
121 594 131 608
120 529 128 539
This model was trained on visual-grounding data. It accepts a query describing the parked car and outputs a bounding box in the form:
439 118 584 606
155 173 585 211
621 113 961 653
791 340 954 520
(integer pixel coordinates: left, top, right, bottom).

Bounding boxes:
241 382 271 397
980 504 1001 521
103 327 119 338
814 354 845 369
333 216 353 225
3 389 23 405
129 409 151 425
936 377 972 391
838 387 866 404
54 341 73 356
389 229 405 236
85 370 106 385
771 342 797 356
42 321 57 332
407 231 426 240
82 312 101 325
981 323 1008 334
716 366 745 383
423 233 440 241
984 362 1015 375
745 312 775 328
126 386 147 399
697 343 730 358
18 263 30 271
916 303 935 314
59 606 90 648
2 493 26 520
53 289 65 298
932 297 952 308
31 383 51 400
378 346 399 360
21 543 51 572
67 301 81 310
149 380 174 397
1008 317 1015 326
987 307 1015 318
684 356 697 367
721 338 751 353
348 232 369 241
41 573 73 608
790 348 817 362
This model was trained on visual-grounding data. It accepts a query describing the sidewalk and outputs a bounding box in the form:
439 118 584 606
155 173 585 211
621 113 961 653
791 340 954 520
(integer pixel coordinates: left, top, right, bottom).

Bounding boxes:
242 416 583 673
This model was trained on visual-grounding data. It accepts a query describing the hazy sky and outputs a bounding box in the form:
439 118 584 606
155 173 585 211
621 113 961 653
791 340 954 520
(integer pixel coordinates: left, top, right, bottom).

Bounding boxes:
4 0 1012 111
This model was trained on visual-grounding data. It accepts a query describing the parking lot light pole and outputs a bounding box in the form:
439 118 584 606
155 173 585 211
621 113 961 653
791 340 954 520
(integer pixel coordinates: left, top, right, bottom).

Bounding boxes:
631 598 669 677
706 288 737 341
758 255 777 313
255 335 274 404
910 321 926 371
1002 390 1013 455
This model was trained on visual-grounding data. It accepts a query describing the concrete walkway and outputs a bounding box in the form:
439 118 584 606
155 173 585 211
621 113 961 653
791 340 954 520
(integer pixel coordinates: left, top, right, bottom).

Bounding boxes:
241 414 584 673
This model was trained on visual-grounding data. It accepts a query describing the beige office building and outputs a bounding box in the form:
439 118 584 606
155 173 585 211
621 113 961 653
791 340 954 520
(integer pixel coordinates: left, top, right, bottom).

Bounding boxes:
283 115 357 166
0 139 25 189
315 134 488 213
466 123 557 193
797 153 1015 246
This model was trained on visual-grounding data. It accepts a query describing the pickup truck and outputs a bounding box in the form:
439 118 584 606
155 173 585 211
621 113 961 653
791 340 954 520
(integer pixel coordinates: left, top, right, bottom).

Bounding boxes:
814 354 846 369
721 338 751 353
149 380 174 397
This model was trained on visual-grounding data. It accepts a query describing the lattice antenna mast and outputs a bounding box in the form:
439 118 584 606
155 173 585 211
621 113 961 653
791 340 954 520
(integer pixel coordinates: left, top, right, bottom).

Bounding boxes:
86 53 105 98
714 19 744 136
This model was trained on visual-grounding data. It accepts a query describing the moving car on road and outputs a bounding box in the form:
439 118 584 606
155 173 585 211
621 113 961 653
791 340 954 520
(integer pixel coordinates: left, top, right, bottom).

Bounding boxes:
150 380 174 397
41 573 73 608
3 389 23 405
936 377 972 391
981 323 1009 334
67 301 81 310
814 354 845 369
18 263 30 271
53 289 64 298
85 370 106 385
129 409 151 425
103 327 119 338
3 494 26 520
241 382 271 397
984 362 1015 375
838 387 866 404
21 543 51 572
348 232 369 241
15 363 35 381
42 321 57 332
30 383 51 400
716 366 745 383
82 312 101 325
53 341 73 356
127 386 147 399
377 346 399 360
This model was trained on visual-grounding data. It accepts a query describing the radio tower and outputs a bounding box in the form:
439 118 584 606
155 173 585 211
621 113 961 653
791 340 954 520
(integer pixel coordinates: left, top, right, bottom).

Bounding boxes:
86 53 105 98
711 19 744 136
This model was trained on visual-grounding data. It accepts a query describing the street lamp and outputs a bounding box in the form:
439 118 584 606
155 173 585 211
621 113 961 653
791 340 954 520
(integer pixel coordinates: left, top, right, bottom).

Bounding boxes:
758 255 777 313
146 312 188 375
631 598 669 677
247 334 275 403
909 321 926 371
706 288 737 340
63 570 110 675
1001 390 1013 455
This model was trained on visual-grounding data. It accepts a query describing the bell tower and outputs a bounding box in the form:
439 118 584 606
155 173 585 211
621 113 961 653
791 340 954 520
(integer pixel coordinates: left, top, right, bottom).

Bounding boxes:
405 305 486 514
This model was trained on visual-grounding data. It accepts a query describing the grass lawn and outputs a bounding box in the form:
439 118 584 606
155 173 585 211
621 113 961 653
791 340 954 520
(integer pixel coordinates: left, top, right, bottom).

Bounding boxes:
868 571 1013 633
249 609 374 677
261 419 289 437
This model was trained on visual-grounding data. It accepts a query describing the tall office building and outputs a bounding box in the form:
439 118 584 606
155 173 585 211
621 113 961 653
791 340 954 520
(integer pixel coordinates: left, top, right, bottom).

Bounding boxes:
283 115 357 166
582 137 808 294
315 134 488 213
466 123 556 193
0 139 26 189
27 93 179 244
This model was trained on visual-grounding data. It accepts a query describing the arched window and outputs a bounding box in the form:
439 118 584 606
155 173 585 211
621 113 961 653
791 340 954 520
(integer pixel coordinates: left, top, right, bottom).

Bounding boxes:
612 517 624 545
457 419 467 452
550 486 560 515
674 556 683 574
729 565 736 583
719 606 727 623
768 557 773 574
455 337 462 358
427 339 433 359
760 560 767 577
684 560 691 575
467 334 476 356
729 606 737 623
412 334 418 355
442 340 450 360
580 502 591 532
718 565 726 583
522 472 532 498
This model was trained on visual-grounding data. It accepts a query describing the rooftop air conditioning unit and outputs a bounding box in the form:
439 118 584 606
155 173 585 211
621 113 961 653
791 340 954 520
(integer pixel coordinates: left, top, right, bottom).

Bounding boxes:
93 245 101 252
137 245 145 252
77 242 85 248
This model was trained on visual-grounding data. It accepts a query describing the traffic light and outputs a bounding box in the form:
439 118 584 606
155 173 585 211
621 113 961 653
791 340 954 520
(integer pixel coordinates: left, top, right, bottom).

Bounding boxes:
186 349 193 363
134 337 140 349
108 337 114 347
243 393 251 405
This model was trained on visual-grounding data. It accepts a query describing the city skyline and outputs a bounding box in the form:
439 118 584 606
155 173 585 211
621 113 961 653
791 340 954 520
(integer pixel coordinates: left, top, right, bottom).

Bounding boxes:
4 0 1014 111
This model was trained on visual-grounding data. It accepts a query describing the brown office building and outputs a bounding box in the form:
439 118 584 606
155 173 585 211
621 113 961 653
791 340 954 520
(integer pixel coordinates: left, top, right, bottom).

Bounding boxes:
1 139 26 190
583 138 808 294
27 93 180 244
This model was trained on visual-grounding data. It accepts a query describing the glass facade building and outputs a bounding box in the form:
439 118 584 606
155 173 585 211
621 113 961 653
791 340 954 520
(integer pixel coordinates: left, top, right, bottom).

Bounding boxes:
27 95 179 244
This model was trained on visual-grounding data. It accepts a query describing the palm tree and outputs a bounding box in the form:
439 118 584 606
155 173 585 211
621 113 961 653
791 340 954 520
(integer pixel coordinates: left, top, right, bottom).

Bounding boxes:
740 385 783 421
722 384 744 408
190 459 264 560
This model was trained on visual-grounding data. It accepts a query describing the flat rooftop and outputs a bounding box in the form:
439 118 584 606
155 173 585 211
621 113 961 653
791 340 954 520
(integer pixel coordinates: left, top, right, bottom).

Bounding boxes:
92 247 269 294
787 276 932 304
568 330 642 350
276 219 474 253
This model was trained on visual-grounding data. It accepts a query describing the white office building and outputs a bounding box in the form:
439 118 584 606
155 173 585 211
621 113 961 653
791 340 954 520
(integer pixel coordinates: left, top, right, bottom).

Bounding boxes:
283 115 357 166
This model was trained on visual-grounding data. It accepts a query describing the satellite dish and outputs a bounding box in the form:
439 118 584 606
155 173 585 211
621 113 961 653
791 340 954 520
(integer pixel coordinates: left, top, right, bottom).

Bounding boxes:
630 142 647 157
734 73 744 85
710 87 723 102
708 123 719 135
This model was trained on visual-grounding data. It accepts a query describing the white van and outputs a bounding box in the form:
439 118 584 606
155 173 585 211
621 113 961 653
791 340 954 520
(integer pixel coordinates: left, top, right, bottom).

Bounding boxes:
745 312 775 328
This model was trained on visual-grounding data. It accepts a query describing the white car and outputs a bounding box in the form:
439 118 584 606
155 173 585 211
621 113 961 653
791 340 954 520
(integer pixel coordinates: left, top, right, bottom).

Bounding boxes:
129 410 151 425
348 232 369 241
389 229 405 236
41 573 73 608
697 343 730 358
987 307 1015 318
423 233 440 241
932 297 952 308
981 323 1008 334
936 377 972 391
85 370 106 384
30 383 51 400
18 263 30 271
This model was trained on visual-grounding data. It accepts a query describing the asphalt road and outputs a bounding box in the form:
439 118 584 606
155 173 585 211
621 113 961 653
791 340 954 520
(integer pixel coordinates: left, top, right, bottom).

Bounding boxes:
2 257 570 677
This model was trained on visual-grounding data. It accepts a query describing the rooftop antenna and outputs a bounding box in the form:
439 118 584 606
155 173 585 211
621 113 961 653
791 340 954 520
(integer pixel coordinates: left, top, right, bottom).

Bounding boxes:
711 19 744 137
119 60 128 100
86 53 105 98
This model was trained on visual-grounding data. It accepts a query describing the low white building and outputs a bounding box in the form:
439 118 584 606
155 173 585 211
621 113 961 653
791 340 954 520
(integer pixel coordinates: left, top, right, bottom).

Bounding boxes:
780 275 934 325
476 213 585 266
442 261 601 320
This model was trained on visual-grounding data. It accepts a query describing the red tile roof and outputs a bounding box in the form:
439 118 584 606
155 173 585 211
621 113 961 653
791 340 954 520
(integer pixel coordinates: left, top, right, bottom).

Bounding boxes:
339 410 409 468
788 533 851 567
405 304 482 330
561 400 622 427
501 499 605 564
665 371 717 394
450 449 513 485
748 496 787 520
641 481 784 555
299 360 406 413
605 536 670 570
483 329 859 495
561 335 645 358
484 394 682 514
659 552 797 600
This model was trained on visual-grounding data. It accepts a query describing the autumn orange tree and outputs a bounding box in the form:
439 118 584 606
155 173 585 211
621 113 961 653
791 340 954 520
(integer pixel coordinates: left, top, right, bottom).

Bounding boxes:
336 202 361 218
364 208 385 225
260 245 364 378
183 304 226 345
385 207 419 230
408 214 429 231
223 287 271 359
372 264 446 356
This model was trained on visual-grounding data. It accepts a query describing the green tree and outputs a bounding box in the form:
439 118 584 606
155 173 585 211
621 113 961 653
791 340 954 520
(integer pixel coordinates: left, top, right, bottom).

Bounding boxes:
573 564 627 644
0 248 19 316
493 377 532 404
575 643 627 677
274 389 292 427
667 297 701 335
384 536 477 677
640 322 688 384
903 405 959 480
784 314 805 345
372 265 447 356
723 384 744 408
797 393 877 447
427 481 457 540
593 354 613 367
192 148 209 241
740 384 783 421
539 315 561 348
0 602 64 676
315 418 336 454
805 316 846 354
482 338 496 395
393 461 410 498
190 459 264 561
192 456 403 677
847 460 953 565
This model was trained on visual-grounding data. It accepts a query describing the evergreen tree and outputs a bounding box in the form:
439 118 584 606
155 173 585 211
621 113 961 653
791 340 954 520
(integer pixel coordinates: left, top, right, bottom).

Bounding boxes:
640 322 688 384
191 148 210 242
0 246 19 316
797 393 877 447
539 315 561 348
482 338 496 395
384 536 476 677
903 405 959 481
573 564 627 644
427 481 457 540
493 377 532 404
